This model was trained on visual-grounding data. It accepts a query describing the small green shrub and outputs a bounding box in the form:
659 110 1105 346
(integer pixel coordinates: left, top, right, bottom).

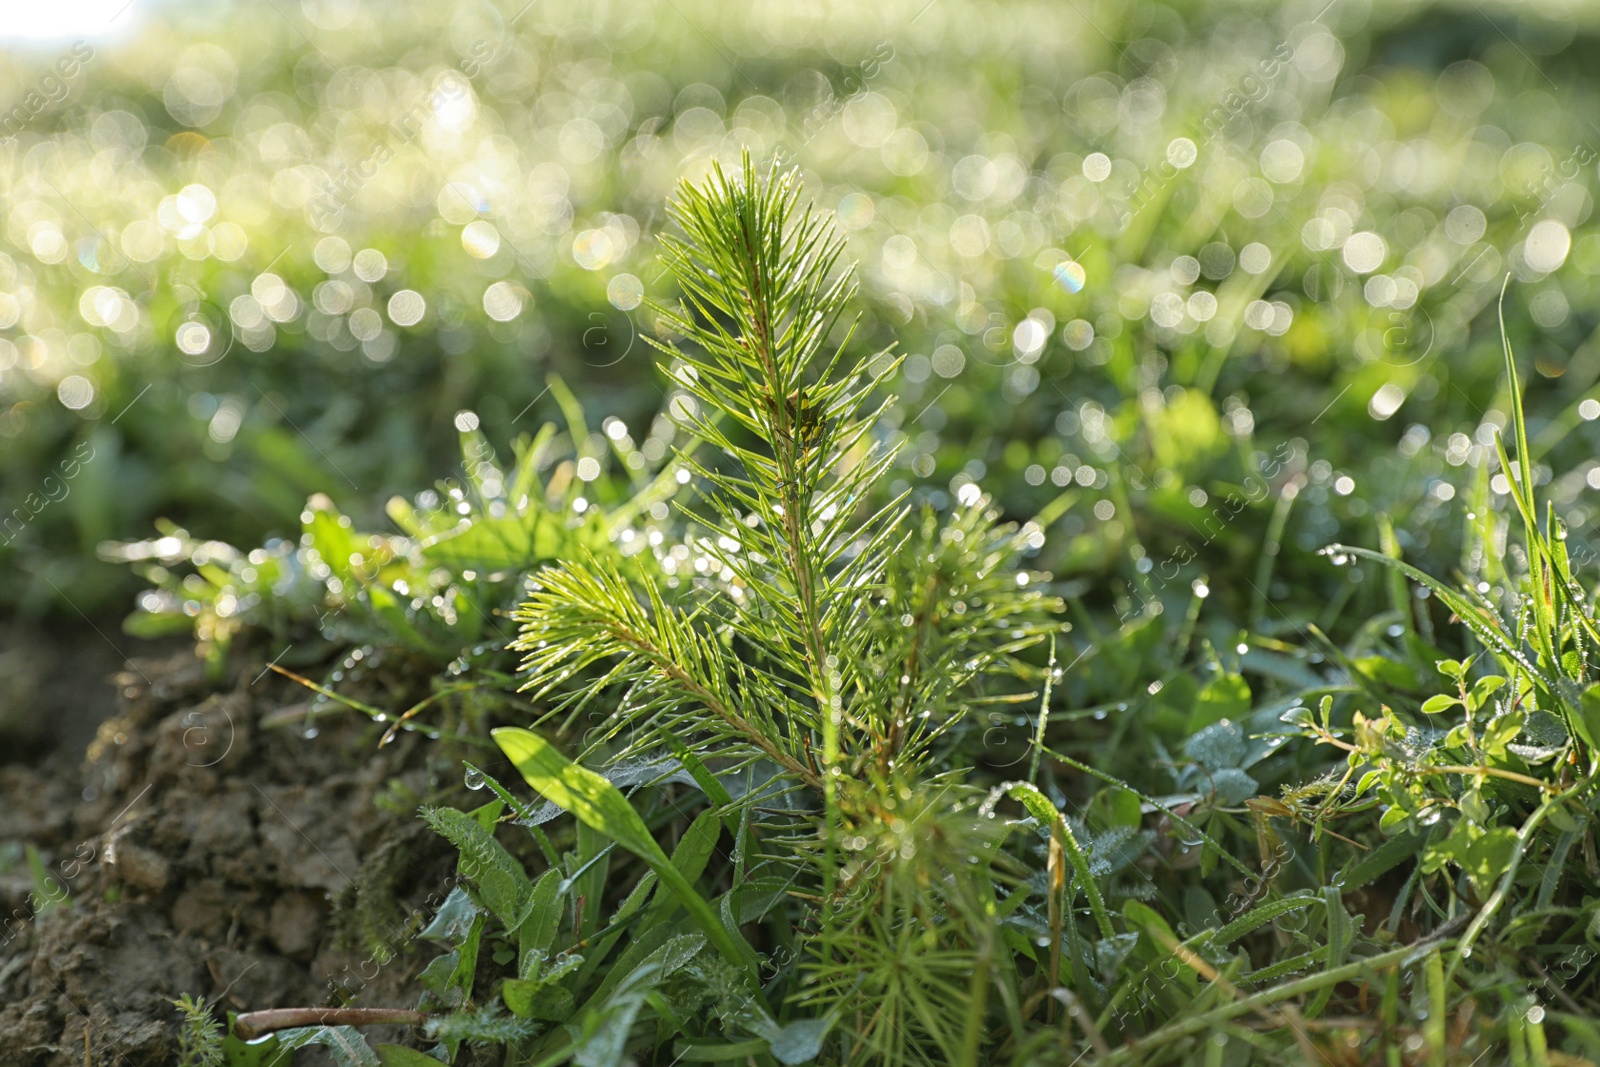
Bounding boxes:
172 994 225 1067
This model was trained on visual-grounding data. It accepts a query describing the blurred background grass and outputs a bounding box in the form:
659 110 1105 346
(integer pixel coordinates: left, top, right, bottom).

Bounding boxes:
3 0 1600 645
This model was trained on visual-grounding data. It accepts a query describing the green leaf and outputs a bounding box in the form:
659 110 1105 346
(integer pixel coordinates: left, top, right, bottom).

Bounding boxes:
519 869 563 960
1329 545 1556 692
1340 833 1423 894
572 811 721 993
492 727 762 981
1349 655 1417 691
1482 711 1526 758
302 495 364 585
1194 893 1319 949
1123 898 1191 989
673 1039 773 1062
640 808 724 931
1420 694 1459 714
1306 886 1354 1017
1189 672 1250 731
656 725 739 836
1468 675 1507 712
1092 785 1144 831
1209 768 1258 805
586 932 706 1020
1278 705 1315 730
763 1017 833 1064
1459 787 1489 824
421 807 533 934
1005 781 1115 939
571 943 693 1067
1547 803 1583 834
502 973 577 1021
1462 826 1519 893
419 512 564 571
419 887 481 943
1186 720 1247 769
1577 684 1600 749
419 912 484 1014
272 1027 380 1067
1378 806 1411 834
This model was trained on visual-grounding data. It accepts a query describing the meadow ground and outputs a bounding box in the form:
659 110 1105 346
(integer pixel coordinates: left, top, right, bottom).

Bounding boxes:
5 2 1600 1064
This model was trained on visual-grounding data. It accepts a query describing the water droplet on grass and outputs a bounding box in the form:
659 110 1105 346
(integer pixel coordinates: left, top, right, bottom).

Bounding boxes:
465 766 486 790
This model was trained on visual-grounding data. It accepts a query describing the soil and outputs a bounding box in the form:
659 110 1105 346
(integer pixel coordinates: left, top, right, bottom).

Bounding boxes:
0 636 461 1066
0 619 140 762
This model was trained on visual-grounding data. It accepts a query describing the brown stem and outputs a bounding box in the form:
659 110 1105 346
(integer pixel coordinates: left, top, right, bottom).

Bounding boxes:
233 1007 429 1041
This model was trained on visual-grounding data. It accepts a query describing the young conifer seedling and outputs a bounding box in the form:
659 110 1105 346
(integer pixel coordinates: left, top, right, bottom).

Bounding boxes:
492 152 1061 1062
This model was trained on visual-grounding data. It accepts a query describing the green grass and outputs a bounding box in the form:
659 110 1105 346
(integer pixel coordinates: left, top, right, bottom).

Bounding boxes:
129 150 1600 1066
6 0 1600 624
9 0 1600 1062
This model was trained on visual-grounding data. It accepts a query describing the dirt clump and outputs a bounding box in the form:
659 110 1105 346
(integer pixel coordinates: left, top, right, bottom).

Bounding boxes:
0 648 458 1066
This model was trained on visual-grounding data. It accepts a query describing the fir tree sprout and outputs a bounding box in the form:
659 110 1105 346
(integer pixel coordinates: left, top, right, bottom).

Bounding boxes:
509 153 1059 1059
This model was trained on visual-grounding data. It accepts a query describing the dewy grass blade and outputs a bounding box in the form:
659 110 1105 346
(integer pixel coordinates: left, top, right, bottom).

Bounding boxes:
1005 781 1113 939
493 727 764 986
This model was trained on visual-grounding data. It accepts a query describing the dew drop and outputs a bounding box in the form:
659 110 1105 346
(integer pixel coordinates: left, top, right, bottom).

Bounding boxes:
464 766 486 791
